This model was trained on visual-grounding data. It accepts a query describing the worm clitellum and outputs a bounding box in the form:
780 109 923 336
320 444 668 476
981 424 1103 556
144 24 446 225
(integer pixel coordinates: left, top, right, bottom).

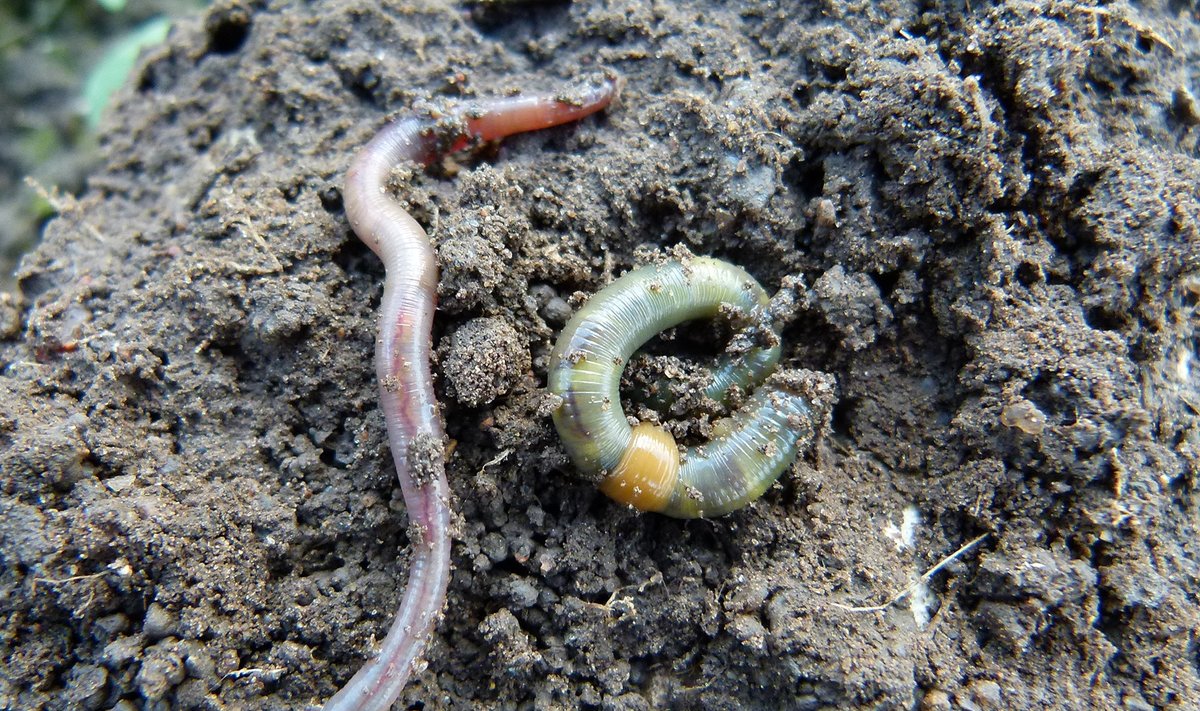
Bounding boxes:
548 257 829 518
330 77 616 711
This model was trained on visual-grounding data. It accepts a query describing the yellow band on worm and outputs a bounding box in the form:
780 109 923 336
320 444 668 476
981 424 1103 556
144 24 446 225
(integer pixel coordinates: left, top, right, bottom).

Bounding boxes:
600 422 681 513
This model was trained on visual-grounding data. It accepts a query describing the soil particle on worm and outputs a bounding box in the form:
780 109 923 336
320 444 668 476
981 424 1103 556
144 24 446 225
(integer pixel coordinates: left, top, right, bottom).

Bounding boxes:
2 0 1199 709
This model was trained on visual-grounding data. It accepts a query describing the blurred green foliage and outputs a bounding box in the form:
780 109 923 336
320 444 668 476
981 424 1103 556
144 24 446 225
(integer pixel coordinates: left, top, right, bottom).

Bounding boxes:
0 0 206 291
82 15 171 128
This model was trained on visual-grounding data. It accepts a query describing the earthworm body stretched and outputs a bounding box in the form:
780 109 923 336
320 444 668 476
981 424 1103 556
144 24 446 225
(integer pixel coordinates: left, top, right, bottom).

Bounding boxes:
548 257 825 518
330 78 616 711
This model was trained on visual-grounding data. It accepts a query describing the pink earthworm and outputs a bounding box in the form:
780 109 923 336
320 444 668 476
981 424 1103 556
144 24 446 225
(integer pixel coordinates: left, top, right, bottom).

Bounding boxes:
326 77 617 711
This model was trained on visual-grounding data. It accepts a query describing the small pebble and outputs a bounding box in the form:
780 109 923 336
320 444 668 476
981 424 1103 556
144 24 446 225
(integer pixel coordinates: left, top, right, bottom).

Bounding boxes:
143 603 177 641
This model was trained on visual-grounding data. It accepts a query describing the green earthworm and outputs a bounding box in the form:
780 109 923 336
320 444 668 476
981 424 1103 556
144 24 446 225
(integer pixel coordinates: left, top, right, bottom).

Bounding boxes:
547 257 822 518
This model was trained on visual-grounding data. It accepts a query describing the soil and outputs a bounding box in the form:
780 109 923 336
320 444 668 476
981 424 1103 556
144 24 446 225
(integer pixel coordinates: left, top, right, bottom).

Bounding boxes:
2 0 1198 709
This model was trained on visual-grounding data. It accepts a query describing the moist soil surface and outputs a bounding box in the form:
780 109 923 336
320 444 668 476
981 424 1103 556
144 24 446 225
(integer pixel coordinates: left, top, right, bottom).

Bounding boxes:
2 0 1199 709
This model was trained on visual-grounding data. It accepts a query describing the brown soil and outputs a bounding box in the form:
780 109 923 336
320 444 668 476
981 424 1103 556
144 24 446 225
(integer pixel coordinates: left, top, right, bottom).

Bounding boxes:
2 0 1198 709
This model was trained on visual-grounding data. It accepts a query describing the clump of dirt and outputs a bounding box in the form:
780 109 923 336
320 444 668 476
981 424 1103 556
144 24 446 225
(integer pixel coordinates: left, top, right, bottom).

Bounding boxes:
2 0 1198 709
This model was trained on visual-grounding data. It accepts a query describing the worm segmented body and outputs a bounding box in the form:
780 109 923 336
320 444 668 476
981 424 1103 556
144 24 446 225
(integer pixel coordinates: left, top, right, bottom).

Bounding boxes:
332 78 616 711
548 258 822 518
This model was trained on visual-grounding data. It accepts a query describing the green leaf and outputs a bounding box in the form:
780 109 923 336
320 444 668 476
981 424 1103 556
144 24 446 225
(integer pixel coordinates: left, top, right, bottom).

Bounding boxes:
96 0 128 12
81 16 171 129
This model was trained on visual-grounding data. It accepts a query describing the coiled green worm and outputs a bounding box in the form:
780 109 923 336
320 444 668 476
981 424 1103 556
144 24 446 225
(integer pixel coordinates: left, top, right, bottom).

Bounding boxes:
547 257 825 518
